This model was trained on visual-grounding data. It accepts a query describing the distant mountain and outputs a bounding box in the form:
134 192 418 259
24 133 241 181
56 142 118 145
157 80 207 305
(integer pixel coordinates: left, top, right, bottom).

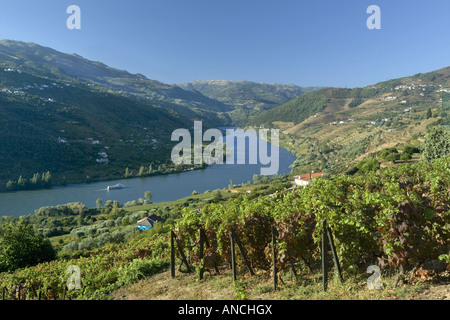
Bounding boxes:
0 40 231 118
178 80 322 124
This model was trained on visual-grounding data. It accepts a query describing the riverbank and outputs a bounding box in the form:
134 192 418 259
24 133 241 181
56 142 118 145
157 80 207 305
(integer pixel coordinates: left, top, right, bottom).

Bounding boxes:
0 163 208 193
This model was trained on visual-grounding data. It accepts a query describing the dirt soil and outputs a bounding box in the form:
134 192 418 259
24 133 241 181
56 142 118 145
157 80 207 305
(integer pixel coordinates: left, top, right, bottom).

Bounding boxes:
111 269 450 301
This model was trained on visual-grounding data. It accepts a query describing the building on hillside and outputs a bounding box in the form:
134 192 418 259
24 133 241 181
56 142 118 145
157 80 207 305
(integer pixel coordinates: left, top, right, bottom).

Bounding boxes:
135 214 164 230
293 172 326 186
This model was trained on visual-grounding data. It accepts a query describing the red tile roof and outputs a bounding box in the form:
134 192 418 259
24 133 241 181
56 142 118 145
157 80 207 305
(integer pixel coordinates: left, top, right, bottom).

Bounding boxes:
295 172 326 182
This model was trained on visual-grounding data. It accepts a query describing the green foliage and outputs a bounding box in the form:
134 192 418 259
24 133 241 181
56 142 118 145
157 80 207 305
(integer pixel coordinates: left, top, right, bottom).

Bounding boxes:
439 253 450 264
251 90 328 125
0 233 170 300
0 158 448 299
0 221 56 272
5 172 52 191
385 152 401 163
379 148 398 160
355 158 380 173
174 157 450 275
234 282 248 300
423 126 450 161
144 191 152 203
348 98 364 108
403 146 420 155
96 198 103 209
35 202 88 217
399 153 412 161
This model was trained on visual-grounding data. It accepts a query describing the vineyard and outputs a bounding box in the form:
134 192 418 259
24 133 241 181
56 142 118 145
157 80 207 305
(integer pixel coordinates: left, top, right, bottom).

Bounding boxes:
0 157 449 300
0 233 171 300
173 157 450 284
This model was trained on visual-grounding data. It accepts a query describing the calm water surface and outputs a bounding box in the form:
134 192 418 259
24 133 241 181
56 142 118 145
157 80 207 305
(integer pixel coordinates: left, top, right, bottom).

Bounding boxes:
0 129 296 217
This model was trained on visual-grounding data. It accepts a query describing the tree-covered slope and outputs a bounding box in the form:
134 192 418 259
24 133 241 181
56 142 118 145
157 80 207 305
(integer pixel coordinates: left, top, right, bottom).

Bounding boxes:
0 66 192 187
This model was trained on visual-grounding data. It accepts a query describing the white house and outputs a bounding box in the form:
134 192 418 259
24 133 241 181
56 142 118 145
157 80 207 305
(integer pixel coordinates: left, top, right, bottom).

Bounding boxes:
294 172 326 186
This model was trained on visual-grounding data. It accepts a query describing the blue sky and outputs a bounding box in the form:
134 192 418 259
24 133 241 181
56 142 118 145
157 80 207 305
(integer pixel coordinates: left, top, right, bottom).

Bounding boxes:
0 0 449 88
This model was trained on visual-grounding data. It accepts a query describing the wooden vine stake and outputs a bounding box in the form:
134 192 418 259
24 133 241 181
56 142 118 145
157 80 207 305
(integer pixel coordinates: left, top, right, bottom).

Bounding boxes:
176 240 192 273
232 229 255 276
230 229 237 281
170 230 176 278
200 229 221 275
322 220 344 291
322 220 329 292
272 225 278 291
170 230 192 275
199 228 205 280
327 225 343 284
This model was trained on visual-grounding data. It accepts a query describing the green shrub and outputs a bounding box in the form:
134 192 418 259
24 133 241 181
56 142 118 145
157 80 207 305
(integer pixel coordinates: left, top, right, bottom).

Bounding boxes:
0 221 56 272
356 158 380 173
385 152 401 163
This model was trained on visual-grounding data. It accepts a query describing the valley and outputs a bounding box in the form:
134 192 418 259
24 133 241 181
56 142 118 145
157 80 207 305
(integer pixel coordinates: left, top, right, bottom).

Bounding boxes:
0 40 320 192
0 40 448 302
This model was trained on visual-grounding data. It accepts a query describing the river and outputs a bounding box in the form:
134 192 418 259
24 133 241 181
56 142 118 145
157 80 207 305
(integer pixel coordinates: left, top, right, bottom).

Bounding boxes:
0 128 296 217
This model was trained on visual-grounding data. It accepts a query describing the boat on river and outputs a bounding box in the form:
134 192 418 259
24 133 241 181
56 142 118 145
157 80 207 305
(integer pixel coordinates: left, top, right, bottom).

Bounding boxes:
107 183 125 191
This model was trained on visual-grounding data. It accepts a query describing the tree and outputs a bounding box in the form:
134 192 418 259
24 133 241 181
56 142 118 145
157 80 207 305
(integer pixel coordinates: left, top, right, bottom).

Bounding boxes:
211 190 223 202
144 191 152 204
385 152 401 163
138 166 146 177
426 108 433 119
5 180 17 191
379 147 398 160
124 167 131 178
96 198 103 209
30 173 41 186
42 171 52 186
356 158 380 173
400 153 412 161
403 146 420 155
17 175 26 188
423 126 450 161
0 221 56 272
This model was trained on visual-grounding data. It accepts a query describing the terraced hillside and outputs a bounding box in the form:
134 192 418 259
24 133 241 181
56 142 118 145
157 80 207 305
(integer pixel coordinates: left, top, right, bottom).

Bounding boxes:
248 67 450 175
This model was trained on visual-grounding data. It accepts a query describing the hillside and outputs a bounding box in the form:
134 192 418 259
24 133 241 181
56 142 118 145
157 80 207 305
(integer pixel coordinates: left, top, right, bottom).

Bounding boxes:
0 65 199 187
178 80 321 125
0 40 325 189
0 40 231 121
247 66 450 175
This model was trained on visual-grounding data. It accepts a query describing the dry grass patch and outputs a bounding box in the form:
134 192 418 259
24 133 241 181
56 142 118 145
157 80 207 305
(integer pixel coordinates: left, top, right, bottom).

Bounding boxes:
111 267 450 301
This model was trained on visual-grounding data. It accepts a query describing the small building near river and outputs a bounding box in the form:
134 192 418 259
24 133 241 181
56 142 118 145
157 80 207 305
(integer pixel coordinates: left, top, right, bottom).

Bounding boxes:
135 214 163 230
